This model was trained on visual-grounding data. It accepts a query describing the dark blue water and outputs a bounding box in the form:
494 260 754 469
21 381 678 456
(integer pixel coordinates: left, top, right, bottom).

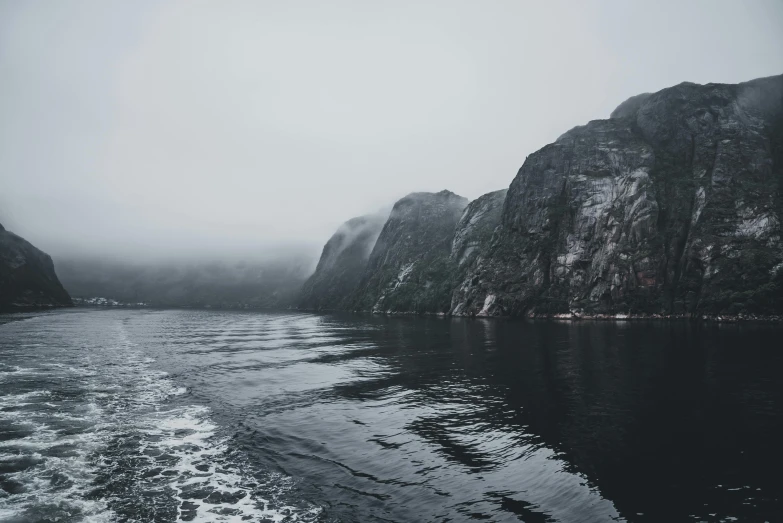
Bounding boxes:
1 309 782 522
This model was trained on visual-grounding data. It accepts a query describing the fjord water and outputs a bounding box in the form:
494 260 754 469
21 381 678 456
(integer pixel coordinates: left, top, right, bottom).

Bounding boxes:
1 310 782 522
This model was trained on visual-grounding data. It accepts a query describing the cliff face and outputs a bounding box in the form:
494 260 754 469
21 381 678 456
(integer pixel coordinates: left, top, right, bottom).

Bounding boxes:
303 74 783 318
449 190 507 315
450 189 507 267
453 74 783 317
298 211 388 310
0 223 73 310
349 190 468 314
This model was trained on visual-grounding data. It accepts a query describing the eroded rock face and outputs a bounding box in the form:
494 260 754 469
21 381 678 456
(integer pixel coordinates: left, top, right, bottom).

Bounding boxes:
453 74 783 317
0 224 73 310
349 190 468 313
449 190 507 315
305 74 783 317
298 211 388 310
451 189 507 267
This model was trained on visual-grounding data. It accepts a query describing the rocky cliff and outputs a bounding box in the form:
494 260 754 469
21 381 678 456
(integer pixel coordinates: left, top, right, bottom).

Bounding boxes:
450 189 507 267
304 74 783 318
298 211 388 310
453 74 783 317
0 223 73 310
449 189 507 314
349 190 469 314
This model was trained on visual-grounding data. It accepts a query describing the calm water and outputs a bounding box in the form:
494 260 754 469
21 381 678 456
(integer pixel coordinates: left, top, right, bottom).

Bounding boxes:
1 309 782 522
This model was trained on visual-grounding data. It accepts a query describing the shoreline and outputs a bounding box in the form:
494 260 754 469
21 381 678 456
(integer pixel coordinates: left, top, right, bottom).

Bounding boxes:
0 303 74 314
297 308 783 323
6 305 781 324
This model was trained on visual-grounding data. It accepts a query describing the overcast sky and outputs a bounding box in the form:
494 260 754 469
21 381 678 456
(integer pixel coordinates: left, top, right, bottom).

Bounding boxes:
1 0 782 261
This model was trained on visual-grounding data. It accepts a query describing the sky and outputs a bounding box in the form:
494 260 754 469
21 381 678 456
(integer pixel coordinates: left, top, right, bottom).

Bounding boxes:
1 0 782 262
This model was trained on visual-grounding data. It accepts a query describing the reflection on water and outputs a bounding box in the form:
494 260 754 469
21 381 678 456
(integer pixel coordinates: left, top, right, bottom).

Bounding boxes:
1 309 782 522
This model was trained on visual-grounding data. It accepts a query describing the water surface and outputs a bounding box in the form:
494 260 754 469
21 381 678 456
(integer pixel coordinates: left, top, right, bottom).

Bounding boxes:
1 309 781 522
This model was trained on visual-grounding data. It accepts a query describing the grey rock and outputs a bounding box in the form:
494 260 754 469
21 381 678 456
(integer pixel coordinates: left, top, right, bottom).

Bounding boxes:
304 74 783 318
349 190 468 313
449 189 507 315
453 74 783 316
450 189 507 267
298 210 388 310
0 223 73 310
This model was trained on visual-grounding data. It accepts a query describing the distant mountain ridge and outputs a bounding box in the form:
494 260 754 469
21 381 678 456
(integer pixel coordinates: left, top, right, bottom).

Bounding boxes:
0 222 73 311
300 73 783 318
56 255 313 309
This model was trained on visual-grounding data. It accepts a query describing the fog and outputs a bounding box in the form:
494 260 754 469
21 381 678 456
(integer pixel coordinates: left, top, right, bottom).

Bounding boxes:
1 0 782 263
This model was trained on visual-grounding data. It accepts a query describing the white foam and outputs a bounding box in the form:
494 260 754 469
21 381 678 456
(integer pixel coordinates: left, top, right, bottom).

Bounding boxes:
1 330 321 522
172 386 188 396
0 389 52 403
128 404 320 522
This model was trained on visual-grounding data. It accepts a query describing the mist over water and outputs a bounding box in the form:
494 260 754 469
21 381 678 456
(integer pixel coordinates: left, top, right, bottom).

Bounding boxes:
54 252 318 307
2 309 782 522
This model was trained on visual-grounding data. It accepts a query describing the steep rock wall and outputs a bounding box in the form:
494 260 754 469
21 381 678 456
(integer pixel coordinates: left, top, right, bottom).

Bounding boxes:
0 223 73 310
298 212 388 310
453 75 783 317
350 190 468 313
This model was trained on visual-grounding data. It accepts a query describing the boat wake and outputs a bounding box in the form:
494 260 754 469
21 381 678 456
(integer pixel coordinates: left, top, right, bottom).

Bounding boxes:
0 316 321 522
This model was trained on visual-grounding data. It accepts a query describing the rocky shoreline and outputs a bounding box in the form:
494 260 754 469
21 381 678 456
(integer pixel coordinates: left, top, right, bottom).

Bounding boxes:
296 307 783 323
541 312 783 323
0 302 74 313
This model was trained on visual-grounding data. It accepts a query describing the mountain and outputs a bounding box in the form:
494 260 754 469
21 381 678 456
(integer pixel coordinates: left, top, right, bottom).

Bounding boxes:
449 189 507 314
0 223 73 310
450 189 507 268
300 190 508 314
349 190 469 314
305 74 783 318
298 211 388 310
56 254 314 309
453 74 783 317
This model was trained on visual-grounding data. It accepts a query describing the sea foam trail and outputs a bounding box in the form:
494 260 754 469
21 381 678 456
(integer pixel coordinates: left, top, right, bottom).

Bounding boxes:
0 311 321 522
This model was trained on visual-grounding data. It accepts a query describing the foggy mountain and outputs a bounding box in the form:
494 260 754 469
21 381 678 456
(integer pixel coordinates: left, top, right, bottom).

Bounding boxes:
302 74 783 318
56 254 315 309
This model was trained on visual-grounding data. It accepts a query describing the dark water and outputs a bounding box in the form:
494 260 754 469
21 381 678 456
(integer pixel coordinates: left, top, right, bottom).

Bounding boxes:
1 309 782 522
